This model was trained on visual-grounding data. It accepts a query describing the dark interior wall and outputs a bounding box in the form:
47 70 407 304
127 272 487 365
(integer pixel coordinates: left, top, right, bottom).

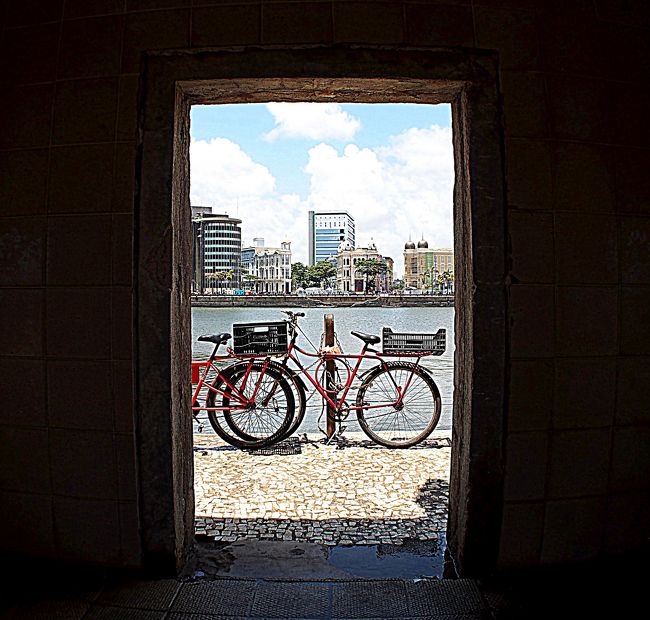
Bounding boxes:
0 0 648 571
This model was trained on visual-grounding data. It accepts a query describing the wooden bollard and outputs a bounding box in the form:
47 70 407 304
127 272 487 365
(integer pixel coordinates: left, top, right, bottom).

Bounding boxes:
324 313 336 438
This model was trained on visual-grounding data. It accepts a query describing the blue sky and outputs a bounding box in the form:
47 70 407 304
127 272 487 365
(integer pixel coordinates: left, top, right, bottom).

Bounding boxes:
190 103 453 275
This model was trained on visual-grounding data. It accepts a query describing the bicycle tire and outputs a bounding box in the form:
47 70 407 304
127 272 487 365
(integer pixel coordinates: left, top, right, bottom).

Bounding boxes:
222 361 304 443
206 363 295 449
355 362 441 448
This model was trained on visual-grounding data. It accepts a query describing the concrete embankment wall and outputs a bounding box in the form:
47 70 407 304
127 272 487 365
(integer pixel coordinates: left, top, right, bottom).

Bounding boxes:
191 295 455 308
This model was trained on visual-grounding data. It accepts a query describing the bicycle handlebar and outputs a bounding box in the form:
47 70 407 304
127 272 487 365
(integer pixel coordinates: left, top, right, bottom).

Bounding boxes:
282 310 305 318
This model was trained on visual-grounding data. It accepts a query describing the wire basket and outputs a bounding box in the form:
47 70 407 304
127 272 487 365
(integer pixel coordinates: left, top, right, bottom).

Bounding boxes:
382 327 446 355
232 321 289 355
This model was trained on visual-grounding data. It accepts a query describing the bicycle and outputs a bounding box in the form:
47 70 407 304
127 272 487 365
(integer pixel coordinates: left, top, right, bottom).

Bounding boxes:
193 311 446 449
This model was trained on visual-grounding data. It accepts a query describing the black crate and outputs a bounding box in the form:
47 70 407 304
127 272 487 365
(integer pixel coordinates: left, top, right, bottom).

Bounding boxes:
382 327 446 355
232 321 288 355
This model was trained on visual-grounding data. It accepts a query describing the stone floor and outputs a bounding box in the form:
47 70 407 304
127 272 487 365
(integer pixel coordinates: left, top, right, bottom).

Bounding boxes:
193 432 451 546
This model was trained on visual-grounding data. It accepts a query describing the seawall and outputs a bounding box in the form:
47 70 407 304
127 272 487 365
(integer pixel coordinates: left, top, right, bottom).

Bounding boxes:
191 294 454 308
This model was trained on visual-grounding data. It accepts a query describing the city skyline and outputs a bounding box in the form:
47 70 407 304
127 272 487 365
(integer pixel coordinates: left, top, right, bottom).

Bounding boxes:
189 103 453 277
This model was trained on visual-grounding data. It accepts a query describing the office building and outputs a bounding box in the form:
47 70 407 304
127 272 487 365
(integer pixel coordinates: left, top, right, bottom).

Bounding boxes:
308 210 355 266
336 239 392 293
241 238 292 294
192 208 242 292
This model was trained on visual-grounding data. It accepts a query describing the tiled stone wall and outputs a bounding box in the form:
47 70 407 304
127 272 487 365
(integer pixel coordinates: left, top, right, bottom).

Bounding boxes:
1 0 648 570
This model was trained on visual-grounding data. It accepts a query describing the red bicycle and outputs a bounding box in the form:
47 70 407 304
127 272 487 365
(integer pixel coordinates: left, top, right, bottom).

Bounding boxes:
192 311 445 449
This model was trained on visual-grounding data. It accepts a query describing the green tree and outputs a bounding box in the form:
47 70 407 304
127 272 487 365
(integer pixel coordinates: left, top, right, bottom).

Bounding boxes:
307 260 337 288
355 258 388 293
291 262 309 289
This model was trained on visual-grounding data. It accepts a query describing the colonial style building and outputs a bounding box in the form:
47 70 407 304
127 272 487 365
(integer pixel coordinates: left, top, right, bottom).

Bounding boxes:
403 238 454 291
335 240 393 293
241 238 292 294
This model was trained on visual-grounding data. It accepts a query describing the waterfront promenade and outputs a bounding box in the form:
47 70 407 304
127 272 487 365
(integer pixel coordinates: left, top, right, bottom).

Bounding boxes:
191 293 454 308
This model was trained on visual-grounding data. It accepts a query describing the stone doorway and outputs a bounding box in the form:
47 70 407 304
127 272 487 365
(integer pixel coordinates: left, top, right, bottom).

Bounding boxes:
135 47 507 577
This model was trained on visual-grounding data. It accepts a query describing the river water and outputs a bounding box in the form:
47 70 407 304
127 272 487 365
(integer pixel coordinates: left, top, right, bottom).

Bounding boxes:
192 306 455 435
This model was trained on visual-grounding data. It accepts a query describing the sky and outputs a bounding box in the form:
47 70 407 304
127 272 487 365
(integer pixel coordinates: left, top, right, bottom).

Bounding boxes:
190 103 453 277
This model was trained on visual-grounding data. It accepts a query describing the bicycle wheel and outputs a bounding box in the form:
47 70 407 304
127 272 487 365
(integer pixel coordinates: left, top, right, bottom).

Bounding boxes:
355 362 441 448
206 363 294 449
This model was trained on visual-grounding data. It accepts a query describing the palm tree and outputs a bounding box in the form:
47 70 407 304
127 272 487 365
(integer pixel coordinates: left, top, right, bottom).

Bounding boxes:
355 258 388 293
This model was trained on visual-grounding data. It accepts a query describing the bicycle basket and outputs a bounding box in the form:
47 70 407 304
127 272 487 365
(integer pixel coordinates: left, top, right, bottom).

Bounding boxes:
382 327 446 355
232 321 288 355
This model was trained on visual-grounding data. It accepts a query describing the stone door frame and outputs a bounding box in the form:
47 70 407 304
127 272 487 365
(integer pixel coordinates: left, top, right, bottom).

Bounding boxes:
135 46 507 576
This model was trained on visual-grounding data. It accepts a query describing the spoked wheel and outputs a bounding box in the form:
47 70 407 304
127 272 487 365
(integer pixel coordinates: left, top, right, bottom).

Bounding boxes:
355 362 441 448
206 363 295 449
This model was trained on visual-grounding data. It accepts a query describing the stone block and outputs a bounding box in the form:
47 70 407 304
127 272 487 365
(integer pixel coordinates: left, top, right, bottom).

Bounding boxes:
58 15 123 79
610 426 650 493
65 0 124 19
501 71 549 139
547 428 611 498
505 139 553 210
117 76 139 142
503 431 548 501
263 2 333 44
498 501 544 567
46 288 111 359
0 359 47 427
0 216 45 286
47 215 111 286
0 84 54 149
406 3 474 47
547 75 611 143
333 1 403 44
553 358 615 429
620 216 650 283
553 142 615 212
0 148 48 215
555 286 618 356
128 0 191 10
510 285 554 358
122 9 190 73
192 4 260 47
541 497 604 564
47 360 113 431
48 144 114 214
50 428 117 499
508 211 554 283
119 501 142 567
0 491 55 556
604 491 650 555
474 6 539 70
53 78 118 145
508 359 553 432
620 286 650 355
0 427 51 493
112 143 137 213
555 213 618 284
54 496 121 564
116 433 138 502
0 23 59 85
612 82 650 148
113 361 135 433
0 288 43 356
4 0 63 27
112 287 134 360
616 357 650 425
614 146 650 214
112 214 134 286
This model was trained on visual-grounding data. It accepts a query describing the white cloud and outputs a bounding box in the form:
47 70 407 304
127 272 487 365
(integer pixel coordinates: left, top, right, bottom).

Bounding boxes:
190 124 454 276
190 137 310 260
303 125 454 273
263 103 361 142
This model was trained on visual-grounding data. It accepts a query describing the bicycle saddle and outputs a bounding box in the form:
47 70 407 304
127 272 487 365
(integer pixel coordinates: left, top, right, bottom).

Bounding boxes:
198 332 231 345
350 331 380 345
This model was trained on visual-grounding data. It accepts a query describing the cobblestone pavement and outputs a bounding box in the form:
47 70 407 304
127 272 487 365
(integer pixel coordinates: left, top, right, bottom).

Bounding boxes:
194 432 451 546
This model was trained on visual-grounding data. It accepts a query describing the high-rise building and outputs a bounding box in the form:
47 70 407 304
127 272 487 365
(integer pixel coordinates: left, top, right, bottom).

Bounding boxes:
308 210 355 266
191 208 242 293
